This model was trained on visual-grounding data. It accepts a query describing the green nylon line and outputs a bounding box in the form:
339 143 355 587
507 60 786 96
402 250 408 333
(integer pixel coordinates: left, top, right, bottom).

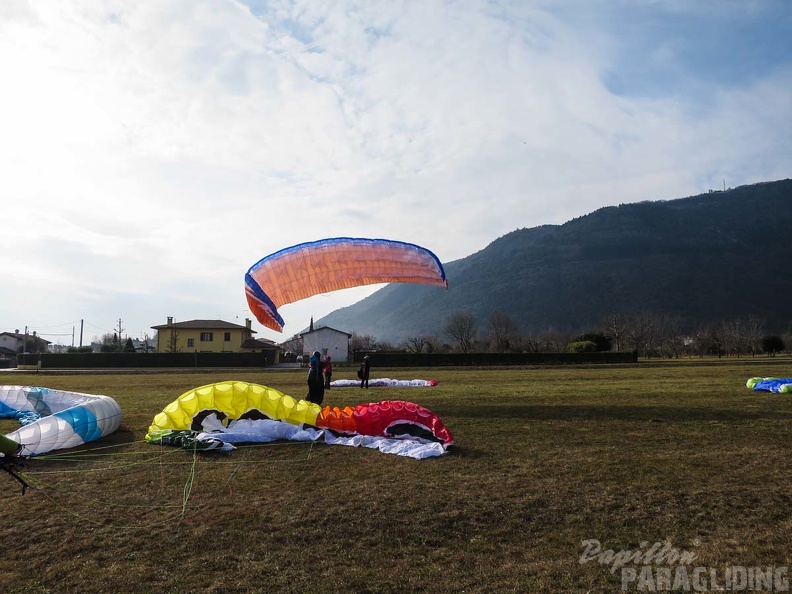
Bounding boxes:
16 472 199 530
7 437 327 529
16 476 186 510
25 449 182 475
179 449 199 521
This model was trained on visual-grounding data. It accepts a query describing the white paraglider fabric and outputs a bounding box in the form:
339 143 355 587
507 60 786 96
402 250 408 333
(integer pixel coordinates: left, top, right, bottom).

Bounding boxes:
330 378 438 388
0 385 122 457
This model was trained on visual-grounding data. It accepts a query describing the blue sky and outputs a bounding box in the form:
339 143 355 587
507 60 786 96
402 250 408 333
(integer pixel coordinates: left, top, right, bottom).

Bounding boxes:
592 2 792 97
1 0 790 345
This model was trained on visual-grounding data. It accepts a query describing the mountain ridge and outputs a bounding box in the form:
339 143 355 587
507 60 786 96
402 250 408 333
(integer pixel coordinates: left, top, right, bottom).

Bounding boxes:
317 179 792 343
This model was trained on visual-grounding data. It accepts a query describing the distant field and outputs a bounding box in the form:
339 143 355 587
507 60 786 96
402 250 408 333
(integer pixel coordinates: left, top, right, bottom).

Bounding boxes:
1 360 791 593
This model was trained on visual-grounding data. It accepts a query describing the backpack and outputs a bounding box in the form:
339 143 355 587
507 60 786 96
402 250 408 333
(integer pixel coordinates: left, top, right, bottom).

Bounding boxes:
357 367 364 379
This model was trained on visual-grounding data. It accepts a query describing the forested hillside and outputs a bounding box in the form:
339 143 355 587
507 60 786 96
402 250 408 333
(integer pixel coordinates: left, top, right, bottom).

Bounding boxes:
318 179 792 344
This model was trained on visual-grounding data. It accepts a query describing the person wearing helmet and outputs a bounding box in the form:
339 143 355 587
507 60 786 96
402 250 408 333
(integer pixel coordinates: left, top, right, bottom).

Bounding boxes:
359 355 370 389
307 350 325 405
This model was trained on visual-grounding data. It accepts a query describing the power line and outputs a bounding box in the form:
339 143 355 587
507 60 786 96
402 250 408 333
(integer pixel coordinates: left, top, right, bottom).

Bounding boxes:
24 320 82 330
34 333 73 337
82 320 114 333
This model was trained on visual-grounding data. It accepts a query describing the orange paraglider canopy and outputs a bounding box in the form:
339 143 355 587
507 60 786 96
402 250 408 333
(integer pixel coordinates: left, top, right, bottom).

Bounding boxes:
245 237 447 331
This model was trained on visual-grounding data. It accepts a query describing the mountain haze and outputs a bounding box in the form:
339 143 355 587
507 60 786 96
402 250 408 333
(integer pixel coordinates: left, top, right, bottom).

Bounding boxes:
318 179 792 343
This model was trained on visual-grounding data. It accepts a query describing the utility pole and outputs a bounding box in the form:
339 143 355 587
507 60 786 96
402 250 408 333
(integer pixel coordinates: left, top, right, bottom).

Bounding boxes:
116 318 125 349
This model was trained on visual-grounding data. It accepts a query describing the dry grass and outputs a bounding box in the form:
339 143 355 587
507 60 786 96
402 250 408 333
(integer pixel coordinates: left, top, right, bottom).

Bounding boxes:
1 360 791 593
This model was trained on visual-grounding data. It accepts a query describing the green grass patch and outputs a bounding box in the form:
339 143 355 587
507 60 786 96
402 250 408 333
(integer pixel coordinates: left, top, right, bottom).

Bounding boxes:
1 362 791 593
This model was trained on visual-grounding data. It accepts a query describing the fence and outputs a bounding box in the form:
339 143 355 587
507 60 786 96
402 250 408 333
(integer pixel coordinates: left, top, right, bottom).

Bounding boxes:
352 351 638 366
14 350 637 370
17 351 275 369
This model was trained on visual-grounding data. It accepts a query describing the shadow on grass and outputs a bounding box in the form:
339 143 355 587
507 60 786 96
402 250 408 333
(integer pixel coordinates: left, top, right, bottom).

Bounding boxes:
442 404 792 422
100 426 138 447
444 444 489 459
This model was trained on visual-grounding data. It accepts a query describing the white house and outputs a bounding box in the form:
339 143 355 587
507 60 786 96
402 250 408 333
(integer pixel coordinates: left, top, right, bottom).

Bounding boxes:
0 332 18 356
301 326 351 363
0 331 51 355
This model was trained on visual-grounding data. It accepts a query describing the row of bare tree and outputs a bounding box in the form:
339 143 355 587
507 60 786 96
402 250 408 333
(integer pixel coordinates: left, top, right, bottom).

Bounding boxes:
344 311 791 358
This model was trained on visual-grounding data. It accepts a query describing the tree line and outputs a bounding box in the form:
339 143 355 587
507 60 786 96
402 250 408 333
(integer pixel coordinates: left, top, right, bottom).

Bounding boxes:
350 310 791 359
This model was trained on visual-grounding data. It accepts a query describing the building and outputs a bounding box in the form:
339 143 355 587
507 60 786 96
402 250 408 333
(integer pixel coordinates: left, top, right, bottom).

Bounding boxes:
0 331 51 355
241 337 281 355
0 333 18 358
301 325 351 363
151 317 257 353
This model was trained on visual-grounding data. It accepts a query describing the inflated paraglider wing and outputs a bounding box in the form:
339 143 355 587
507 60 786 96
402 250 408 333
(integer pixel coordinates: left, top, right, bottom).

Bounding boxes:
245 238 448 331
0 386 122 457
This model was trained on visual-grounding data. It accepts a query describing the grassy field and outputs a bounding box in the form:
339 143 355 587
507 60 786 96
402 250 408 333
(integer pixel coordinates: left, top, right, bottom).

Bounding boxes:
1 360 791 593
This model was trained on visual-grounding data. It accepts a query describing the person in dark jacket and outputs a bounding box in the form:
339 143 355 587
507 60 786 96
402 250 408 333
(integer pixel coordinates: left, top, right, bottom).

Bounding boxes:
323 356 333 389
359 355 370 389
307 351 325 405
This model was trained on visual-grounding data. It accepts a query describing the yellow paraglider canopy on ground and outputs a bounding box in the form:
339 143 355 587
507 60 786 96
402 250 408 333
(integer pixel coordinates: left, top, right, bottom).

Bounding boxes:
147 381 321 437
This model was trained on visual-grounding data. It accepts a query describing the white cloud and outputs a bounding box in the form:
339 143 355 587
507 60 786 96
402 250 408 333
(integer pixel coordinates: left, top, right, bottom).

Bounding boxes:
0 0 789 343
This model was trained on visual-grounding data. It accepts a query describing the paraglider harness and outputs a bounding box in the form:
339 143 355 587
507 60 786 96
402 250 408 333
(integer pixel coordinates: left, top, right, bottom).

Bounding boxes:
0 437 31 494
1 454 31 495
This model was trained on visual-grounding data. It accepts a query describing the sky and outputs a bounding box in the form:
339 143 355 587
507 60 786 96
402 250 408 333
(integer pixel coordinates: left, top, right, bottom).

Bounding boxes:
1 0 790 346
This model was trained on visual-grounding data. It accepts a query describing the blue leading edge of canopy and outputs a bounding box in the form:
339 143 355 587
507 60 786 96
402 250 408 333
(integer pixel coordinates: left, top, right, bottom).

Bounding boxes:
244 271 285 327
54 407 102 443
0 400 17 418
